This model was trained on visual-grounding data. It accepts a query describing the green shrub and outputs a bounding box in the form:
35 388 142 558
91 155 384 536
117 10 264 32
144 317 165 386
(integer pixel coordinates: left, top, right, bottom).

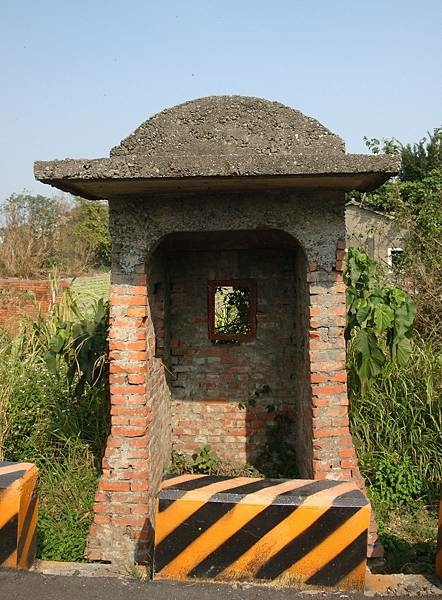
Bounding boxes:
345 247 416 392
398 170 442 342
349 168 442 343
0 287 109 561
345 247 441 508
4 363 69 462
376 504 438 574
367 453 424 506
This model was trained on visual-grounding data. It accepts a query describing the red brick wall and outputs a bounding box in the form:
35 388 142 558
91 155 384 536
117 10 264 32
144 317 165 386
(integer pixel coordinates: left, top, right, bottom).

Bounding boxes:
0 278 68 330
307 242 380 557
308 243 353 481
163 246 303 465
87 261 171 565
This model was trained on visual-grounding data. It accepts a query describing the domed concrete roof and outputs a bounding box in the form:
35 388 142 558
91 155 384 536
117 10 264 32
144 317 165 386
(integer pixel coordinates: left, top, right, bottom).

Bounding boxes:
34 95 400 200
110 96 345 158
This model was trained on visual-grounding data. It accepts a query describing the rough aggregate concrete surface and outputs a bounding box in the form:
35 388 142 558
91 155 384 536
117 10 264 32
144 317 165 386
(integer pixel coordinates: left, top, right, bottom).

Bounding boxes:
111 96 347 157
108 190 345 272
34 96 400 185
34 152 400 181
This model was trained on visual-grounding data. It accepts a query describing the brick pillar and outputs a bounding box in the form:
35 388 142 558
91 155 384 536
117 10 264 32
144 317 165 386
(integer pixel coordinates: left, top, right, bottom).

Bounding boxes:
86 263 160 565
308 240 382 558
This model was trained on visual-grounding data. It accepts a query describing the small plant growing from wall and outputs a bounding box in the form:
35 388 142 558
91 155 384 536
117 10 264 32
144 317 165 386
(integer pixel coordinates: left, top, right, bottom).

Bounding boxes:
254 413 299 479
169 446 261 477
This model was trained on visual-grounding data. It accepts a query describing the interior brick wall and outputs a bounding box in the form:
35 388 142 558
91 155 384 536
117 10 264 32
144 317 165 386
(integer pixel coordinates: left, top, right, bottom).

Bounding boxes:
293 248 312 477
162 246 305 466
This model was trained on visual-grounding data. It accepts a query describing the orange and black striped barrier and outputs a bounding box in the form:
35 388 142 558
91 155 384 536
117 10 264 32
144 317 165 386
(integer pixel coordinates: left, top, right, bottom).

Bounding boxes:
153 474 370 591
0 461 38 569
436 495 442 581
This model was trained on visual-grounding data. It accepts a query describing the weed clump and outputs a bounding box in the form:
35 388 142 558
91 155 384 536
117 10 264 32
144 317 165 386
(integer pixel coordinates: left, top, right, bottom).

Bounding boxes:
170 445 262 478
0 287 109 561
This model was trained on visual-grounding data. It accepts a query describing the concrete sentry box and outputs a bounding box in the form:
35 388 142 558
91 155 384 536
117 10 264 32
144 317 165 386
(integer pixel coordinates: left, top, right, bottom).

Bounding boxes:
154 474 370 591
0 461 38 569
35 96 399 565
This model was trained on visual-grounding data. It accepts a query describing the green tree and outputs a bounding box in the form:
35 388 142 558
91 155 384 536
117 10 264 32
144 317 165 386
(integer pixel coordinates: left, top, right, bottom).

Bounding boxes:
400 128 442 182
1 192 63 233
363 127 441 183
0 192 68 277
70 198 111 267
363 135 401 156
0 192 111 277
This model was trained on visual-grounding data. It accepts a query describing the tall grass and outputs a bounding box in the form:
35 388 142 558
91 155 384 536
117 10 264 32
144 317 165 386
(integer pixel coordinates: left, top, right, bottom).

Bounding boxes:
0 325 43 460
0 288 109 561
349 335 441 574
349 336 441 503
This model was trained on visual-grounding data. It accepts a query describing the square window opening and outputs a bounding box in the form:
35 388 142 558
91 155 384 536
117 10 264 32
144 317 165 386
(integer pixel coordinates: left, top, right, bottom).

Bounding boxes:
387 247 404 271
208 279 257 342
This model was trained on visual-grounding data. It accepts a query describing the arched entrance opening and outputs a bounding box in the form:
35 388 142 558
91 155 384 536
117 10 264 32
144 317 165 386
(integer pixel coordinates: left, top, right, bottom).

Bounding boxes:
148 229 312 477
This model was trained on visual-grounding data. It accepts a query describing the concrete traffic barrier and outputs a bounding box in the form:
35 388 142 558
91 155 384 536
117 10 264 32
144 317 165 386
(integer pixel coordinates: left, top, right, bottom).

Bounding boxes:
153 474 370 591
0 461 38 569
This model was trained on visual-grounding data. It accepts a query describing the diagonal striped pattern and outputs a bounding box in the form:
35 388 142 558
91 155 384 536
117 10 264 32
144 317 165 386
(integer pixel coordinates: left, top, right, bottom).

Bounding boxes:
154 474 370 591
0 461 38 569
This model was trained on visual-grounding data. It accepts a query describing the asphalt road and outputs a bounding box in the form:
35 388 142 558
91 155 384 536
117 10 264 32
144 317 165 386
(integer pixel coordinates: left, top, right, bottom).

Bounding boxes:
0 570 440 600
0 569 352 600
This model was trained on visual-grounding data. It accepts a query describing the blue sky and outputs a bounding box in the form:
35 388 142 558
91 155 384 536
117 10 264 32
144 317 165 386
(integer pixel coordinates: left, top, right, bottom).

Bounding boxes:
1 0 441 200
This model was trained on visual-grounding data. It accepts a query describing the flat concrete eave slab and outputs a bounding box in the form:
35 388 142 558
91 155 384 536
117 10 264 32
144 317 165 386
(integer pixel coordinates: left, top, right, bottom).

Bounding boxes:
34 154 400 200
